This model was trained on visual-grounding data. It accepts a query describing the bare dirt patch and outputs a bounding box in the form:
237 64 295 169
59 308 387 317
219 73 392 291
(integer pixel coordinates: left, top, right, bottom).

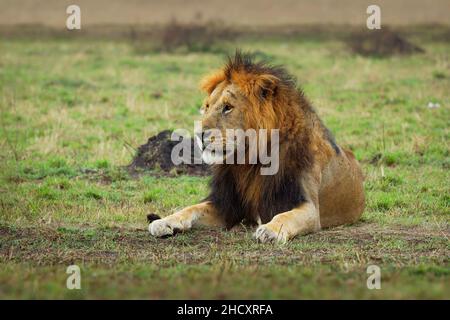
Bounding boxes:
1 223 448 267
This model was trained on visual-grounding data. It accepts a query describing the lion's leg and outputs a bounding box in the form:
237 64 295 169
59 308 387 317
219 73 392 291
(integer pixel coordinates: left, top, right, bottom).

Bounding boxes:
148 201 224 237
254 202 320 244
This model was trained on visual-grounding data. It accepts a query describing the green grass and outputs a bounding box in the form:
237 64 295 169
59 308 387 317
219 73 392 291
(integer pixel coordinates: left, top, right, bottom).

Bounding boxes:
0 30 449 299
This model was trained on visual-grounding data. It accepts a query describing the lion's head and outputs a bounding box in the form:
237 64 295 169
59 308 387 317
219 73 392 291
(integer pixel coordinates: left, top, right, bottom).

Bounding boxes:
198 51 303 164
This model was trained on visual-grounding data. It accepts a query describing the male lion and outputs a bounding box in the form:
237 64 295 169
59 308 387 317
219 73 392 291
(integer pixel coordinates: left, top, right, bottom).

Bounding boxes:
148 52 365 243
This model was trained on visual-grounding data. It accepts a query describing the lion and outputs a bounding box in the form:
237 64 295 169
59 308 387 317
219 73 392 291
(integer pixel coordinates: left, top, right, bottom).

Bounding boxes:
148 51 365 243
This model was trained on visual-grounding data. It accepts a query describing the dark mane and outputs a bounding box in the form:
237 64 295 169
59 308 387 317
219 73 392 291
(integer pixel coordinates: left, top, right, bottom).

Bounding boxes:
206 164 306 229
224 50 297 90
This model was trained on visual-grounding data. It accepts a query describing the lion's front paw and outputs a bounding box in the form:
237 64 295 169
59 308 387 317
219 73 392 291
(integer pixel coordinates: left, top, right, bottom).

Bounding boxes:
254 224 289 244
148 218 182 238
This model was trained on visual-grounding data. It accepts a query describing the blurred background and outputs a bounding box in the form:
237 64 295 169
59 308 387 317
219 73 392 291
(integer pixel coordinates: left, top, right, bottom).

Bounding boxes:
1 0 449 26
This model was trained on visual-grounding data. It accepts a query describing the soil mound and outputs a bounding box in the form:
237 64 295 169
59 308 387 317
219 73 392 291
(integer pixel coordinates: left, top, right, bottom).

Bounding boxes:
129 130 210 176
350 28 424 57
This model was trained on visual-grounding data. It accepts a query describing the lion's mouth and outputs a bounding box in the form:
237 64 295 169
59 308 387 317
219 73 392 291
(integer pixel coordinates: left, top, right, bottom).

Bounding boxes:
201 149 225 165
195 135 238 165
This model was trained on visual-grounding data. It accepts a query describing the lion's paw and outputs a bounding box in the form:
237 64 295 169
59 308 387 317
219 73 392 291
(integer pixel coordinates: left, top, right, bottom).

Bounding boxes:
254 224 288 244
148 218 182 238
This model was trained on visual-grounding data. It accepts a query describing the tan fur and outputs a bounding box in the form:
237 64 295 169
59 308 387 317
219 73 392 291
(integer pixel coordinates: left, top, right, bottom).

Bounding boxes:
148 52 365 243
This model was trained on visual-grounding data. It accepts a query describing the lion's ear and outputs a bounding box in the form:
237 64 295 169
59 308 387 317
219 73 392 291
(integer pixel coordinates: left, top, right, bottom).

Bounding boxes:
255 74 280 100
200 70 226 95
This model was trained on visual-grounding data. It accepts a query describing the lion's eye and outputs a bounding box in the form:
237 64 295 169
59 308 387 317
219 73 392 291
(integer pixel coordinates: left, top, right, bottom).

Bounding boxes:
222 104 233 115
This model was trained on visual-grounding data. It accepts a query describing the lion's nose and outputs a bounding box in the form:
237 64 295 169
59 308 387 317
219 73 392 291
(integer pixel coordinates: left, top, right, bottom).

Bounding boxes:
195 131 208 146
200 130 219 146
201 131 211 144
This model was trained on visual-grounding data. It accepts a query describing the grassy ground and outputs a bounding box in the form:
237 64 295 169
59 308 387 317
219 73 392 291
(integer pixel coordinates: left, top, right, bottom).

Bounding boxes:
0 29 449 299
